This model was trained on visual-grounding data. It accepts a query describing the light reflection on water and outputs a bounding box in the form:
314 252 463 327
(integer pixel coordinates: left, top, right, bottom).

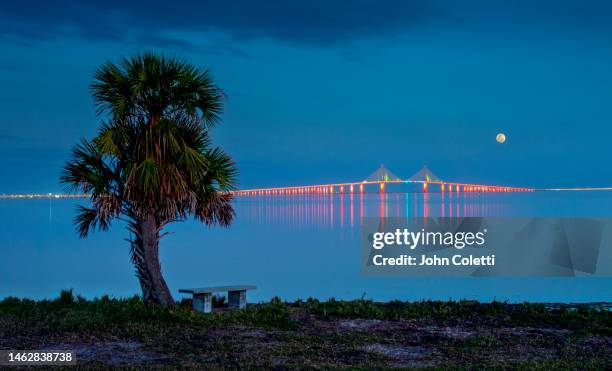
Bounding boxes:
236 190 611 226
1 191 611 303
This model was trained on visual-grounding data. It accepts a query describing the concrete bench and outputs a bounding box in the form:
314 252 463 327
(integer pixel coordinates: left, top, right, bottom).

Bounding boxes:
179 285 256 313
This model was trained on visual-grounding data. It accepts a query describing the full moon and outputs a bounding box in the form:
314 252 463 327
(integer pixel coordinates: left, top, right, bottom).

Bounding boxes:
496 133 506 143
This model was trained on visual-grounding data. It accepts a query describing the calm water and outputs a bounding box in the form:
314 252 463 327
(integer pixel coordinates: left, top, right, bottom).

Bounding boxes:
1 190 611 303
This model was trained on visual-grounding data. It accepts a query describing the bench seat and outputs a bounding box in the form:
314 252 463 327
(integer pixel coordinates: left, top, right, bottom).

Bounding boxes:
179 285 256 313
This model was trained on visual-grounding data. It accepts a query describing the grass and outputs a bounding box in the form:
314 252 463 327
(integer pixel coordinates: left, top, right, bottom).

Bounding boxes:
294 297 612 335
0 290 610 368
0 290 294 338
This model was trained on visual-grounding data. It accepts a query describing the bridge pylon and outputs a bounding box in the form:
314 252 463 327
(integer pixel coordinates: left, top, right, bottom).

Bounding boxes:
364 164 402 182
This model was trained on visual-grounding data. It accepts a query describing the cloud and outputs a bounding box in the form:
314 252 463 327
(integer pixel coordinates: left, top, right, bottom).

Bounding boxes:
3 1 611 51
0 0 444 48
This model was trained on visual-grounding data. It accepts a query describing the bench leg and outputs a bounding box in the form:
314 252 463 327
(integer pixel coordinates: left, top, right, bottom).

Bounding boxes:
228 290 247 310
192 293 212 313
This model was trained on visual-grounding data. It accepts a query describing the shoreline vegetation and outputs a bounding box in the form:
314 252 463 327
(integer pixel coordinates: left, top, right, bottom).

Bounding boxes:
1 291 610 368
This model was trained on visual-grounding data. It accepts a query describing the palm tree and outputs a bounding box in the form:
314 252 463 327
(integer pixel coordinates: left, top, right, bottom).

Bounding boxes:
61 53 237 307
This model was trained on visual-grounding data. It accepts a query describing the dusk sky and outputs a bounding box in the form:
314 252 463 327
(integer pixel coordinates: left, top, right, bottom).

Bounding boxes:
1 0 612 192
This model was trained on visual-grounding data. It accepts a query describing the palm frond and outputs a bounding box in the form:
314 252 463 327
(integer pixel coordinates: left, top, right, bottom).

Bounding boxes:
73 204 112 238
60 139 116 195
90 52 224 128
194 189 234 227
202 147 238 191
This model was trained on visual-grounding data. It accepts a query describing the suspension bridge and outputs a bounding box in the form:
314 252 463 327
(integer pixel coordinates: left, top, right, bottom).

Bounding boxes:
233 165 534 196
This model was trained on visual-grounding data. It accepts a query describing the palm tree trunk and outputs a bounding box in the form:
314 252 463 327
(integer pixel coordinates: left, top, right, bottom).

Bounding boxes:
129 214 175 307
